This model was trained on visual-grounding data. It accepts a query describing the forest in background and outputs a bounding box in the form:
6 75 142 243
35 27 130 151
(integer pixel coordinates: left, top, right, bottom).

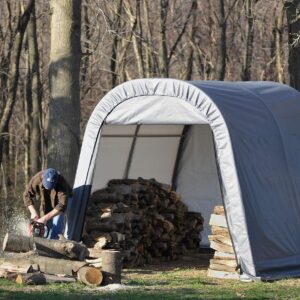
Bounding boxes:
0 0 299 197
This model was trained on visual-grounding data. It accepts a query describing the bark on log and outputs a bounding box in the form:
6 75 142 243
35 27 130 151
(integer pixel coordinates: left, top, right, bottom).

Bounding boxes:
16 272 76 285
85 258 102 268
3 233 88 260
87 248 103 259
2 233 34 253
0 270 7 278
3 254 87 276
77 266 103 286
101 250 122 285
0 261 34 273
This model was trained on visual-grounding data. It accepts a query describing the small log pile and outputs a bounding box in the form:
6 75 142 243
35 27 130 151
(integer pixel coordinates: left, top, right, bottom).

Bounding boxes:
0 233 121 286
207 206 239 279
83 178 204 266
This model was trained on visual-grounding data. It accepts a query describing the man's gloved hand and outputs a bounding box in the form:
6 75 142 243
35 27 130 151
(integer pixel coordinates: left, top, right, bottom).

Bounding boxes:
37 216 47 224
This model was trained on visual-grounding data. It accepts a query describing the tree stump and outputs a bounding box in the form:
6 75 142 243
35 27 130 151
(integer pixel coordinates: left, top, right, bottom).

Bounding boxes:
101 250 122 285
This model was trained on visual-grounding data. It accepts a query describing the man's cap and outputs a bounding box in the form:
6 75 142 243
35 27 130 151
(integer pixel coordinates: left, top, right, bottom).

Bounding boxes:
43 168 59 190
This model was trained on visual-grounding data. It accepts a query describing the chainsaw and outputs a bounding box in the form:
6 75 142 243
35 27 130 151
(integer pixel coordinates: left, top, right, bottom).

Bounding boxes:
29 218 49 238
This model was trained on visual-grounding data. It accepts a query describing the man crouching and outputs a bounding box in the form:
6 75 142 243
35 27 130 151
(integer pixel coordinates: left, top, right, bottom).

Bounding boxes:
23 168 72 239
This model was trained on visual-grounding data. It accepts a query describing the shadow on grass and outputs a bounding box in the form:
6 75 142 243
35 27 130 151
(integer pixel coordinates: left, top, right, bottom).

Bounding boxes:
0 288 202 300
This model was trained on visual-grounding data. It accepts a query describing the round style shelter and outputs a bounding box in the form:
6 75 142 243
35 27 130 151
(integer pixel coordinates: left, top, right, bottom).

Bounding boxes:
65 78 300 280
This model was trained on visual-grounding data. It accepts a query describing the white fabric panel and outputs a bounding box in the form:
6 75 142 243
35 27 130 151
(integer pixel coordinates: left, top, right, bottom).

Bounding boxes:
102 125 137 135
105 95 208 125
176 125 222 246
138 125 183 135
128 137 180 184
91 137 133 192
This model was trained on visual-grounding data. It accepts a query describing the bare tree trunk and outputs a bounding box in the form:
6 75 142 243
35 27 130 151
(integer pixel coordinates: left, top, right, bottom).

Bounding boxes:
27 0 42 176
81 0 91 89
123 0 145 77
110 0 123 87
184 1 198 80
159 0 169 77
285 0 300 90
274 3 285 83
241 0 254 81
0 0 34 164
143 0 154 77
25 43 32 184
48 0 81 186
284 0 300 90
215 0 227 80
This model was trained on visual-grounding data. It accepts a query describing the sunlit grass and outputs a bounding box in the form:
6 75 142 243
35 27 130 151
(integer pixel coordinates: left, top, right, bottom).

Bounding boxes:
1 265 300 299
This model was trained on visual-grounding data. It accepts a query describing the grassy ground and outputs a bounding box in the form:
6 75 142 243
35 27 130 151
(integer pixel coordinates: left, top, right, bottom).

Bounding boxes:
1 254 300 300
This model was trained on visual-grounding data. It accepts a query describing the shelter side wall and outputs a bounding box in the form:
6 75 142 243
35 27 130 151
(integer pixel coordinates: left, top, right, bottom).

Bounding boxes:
199 82 300 277
175 125 223 246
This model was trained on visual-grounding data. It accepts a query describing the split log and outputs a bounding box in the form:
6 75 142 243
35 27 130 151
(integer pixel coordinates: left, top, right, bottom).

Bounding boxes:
77 266 103 286
16 272 76 285
209 262 237 273
209 214 227 228
101 250 122 285
210 226 231 238
213 251 236 260
210 240 234 254
210 258 237 268
208 235 232 246
208 205 238 279
3 233 88 260
213 206 225 215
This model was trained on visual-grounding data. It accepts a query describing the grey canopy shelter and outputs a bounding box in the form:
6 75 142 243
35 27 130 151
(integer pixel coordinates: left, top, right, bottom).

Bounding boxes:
65 78 300 280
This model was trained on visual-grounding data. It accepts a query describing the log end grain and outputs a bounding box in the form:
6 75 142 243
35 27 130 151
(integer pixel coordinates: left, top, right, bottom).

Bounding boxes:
77 266 103 286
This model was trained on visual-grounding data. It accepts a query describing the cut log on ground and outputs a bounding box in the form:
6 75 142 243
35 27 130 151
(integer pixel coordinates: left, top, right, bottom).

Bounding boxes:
3 254 87 276
77 266 103 286
2 233 34 253
3 233 88 260
0 261 35 274
101 250 122 285
16 272 76 285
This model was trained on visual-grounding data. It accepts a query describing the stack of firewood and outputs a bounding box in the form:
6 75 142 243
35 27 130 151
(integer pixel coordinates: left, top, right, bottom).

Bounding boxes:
83 178 204 266
207 206 239 279
0 233 121 286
